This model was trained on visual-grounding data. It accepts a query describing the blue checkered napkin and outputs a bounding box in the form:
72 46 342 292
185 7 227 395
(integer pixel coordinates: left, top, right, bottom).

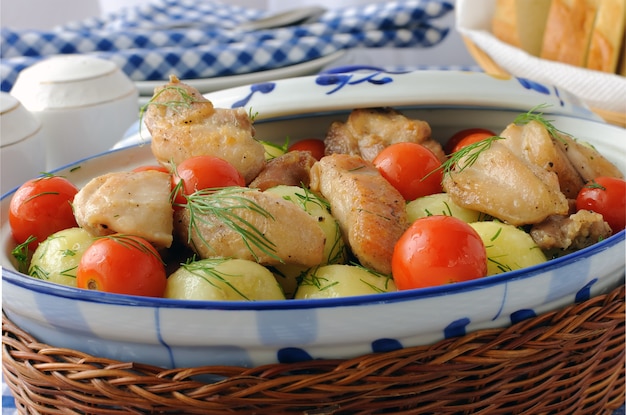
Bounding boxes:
0 0 453 92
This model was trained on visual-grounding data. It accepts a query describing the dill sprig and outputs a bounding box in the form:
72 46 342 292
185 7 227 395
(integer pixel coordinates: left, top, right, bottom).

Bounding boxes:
513 104 570 143
11 236 36 274
259 137 289 160
184 187 281 263
138 85 204 138
438 135 505 176
97 234 165 264
181 258 251 300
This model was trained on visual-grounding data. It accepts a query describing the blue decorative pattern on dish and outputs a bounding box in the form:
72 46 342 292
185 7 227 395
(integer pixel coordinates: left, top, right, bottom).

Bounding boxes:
315 72 396 94
510 309 537 324
516 77 551 96
277 347 314 363
372 338 403 353
232 82 275 108
575 279 597 303
444 317 471 338
155 308 176 368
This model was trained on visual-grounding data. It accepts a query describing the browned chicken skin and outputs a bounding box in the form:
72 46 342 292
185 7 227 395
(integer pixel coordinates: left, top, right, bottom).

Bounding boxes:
174 188 326 267
144 75 266 184
249 150 317 191
73 170 174 248
324 107 445 163
310 154 408 274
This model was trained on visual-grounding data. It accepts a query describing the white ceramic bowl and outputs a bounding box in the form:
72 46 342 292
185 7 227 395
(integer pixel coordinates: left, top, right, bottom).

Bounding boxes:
10 55 139 170
2 70 624 369
0 92 46 193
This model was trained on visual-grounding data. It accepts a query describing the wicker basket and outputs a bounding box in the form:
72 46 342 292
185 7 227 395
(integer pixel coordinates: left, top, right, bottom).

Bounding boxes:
3 283 624 415
462 37 626 128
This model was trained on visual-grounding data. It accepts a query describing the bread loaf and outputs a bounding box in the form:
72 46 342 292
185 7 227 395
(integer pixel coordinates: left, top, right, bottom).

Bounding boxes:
586 0 626 72
492 0 626 75
492 0 553 56
540 0 599 66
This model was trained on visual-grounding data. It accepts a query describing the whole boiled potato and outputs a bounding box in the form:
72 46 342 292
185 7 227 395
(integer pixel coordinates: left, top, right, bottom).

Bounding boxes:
28 227 94 287
470 221 547 276
165 258 285 301
265 185 348 297
295 264 396 299
406 193 485 224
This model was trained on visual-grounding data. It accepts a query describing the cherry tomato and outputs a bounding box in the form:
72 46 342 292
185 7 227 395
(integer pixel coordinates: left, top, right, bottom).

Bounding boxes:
172 155 245 205
445 128 496 154
76 234 167 297
392 215 488 290
9 176 79 250
576 177 626 232
288 138 326 161
132 165 169 174
373 142 443 201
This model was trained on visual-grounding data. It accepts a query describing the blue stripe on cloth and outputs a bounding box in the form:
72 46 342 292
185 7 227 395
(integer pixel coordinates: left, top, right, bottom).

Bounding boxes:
0 0 453 92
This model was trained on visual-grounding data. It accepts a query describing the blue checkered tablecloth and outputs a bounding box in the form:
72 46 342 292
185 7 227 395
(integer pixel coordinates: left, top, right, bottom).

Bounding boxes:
0 0 454 92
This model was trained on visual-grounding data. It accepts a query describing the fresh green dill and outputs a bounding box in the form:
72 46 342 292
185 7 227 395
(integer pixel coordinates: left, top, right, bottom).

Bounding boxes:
248 107 259 122
184 187 281 262
29 264 50 280
259 137 289 160
97 234 164 264
584 179 606 191
490 227 503 242
11 236 36 274
298 270 339 292
435 135 505 177
138 85 203 138
513 104 570 143
181 258 251 300
487 256 513 273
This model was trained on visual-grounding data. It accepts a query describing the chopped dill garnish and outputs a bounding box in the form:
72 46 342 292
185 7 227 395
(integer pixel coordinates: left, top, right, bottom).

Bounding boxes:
513 104 570 143
248 107 259 122
138 85 203 138
184 187 281 262
96 234 165 264
181 258 251 300
259 137 289 160
437 135 505 176
11 236 36 273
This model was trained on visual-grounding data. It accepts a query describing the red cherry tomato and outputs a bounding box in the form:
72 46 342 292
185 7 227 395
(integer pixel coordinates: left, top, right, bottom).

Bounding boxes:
76 234 167 297
445 128 496 154
576 177 626 232
172 155 245 205
132 165 169 174
288 138 326 161
373 142 443 201
392 215 488 290
9 176 79 250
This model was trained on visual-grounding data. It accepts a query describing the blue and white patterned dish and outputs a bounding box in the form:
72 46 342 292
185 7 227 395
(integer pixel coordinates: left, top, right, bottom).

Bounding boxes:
2 70 624 369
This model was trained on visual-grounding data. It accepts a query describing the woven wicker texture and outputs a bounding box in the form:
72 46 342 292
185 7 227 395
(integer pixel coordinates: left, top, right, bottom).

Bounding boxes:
3 283 625 415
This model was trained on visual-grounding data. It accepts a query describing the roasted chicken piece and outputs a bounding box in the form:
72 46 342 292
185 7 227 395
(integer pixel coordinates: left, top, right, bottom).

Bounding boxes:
249 150 317 191
144 75 265 184
174 188 326 267
442 139 570 226
73 170 174 248
499 120 585 199
324 107 444 162
309 154 408 274
530 210 612 253
554 133 624 182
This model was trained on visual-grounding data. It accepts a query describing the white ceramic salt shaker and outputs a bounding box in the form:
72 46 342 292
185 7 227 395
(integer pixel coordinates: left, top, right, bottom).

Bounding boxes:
0 92 47 194
11 55 139 170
